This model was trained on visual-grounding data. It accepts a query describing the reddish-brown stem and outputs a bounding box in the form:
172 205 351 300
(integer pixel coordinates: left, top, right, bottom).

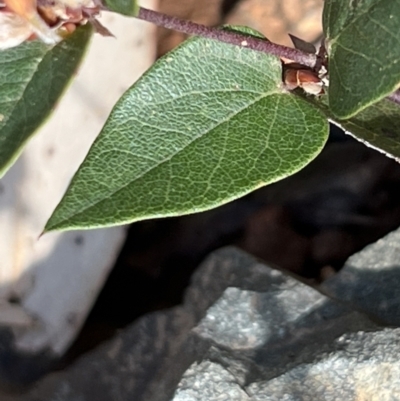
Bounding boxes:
136 7 317 68
126 6 400 109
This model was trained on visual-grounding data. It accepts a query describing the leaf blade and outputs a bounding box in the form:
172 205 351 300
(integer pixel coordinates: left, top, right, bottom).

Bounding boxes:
305 94 400 160
45 34 328 232
331 99 400 160
0 25 92 177
323 0 400 118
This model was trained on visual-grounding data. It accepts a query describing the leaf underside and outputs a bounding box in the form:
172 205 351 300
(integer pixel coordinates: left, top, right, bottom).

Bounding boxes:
0 25 92 178
45 30 328 232
332 98 400 161
305 93 400 160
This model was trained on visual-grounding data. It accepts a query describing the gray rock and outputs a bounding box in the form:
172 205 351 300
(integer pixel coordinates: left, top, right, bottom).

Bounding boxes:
246 329 400 401
321 226 400 325
23 247 304 401
13 246 400 401
174 329 400 401
172 270 395 401
173 360 250 401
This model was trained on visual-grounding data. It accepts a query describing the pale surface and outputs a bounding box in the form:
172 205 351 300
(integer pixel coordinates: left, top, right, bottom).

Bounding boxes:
0 1 157 354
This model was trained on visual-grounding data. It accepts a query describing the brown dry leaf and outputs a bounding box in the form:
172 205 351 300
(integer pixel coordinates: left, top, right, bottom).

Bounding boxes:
225 0 323 47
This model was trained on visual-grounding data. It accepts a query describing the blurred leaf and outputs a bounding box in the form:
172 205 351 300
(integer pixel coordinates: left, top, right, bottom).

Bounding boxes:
45 31 328 232
0 25 92 178
103 0 138 16
323 0 400 118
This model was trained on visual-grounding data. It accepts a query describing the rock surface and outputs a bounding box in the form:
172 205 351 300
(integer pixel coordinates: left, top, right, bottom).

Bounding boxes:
321 227 400 326
8 233 400 400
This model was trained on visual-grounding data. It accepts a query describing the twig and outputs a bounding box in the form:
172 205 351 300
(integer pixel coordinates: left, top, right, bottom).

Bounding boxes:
136 7 317 68
117 6 400 109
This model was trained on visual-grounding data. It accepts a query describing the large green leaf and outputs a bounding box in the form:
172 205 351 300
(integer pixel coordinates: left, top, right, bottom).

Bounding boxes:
323 0 400 119
45 32 328 232
0 25 92 178
103 0 138 16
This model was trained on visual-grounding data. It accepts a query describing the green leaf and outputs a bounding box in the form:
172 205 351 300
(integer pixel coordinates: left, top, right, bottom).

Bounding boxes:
323 0 400 119
45 32 328 232
103 0 138 16
332 99 400 161
306 94 400 160
0 25 92 178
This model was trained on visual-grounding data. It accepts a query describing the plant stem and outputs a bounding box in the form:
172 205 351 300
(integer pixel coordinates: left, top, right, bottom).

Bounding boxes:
136 7 317 68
